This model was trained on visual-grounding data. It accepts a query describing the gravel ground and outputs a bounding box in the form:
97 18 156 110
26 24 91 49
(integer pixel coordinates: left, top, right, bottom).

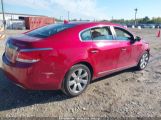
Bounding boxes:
0 28 161 118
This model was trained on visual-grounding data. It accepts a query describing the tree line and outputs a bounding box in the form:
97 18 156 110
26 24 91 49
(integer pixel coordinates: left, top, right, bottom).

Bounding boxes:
55 16 161 25
109 16 161 25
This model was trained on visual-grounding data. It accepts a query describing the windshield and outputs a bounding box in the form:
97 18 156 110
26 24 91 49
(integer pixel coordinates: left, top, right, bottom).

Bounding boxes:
26 24 76 38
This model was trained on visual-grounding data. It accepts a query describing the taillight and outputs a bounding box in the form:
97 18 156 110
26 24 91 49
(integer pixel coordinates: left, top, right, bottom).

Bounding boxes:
16 48 53 63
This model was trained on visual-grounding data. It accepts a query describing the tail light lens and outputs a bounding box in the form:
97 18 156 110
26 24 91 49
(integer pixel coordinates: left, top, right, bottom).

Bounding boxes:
17 51 41 63
16 48 53 63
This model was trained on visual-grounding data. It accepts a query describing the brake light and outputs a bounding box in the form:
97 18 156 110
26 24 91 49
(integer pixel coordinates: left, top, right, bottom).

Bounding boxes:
16 48 53 63
17 51 41 63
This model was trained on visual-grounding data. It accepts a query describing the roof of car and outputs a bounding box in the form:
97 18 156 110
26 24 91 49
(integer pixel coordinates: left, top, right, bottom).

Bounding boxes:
66 21 124 29
69 21 120 26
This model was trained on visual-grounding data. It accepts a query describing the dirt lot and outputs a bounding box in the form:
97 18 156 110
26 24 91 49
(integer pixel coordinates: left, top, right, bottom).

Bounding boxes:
0 28 161 118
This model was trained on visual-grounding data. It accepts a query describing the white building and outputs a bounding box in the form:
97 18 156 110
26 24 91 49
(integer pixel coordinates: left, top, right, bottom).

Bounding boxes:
0 12 45 29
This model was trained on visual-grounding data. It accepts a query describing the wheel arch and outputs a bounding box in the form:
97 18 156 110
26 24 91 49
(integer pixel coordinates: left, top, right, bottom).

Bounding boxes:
137 49 150 65
76 61 94 79
61 60 94 89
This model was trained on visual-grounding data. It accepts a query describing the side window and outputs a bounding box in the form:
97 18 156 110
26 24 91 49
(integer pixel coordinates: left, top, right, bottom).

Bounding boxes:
114 27 133 40
91 27 113 40
81 30 92 41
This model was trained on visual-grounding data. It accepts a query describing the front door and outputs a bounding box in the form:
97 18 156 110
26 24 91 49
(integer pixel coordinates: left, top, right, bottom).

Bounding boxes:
113 27 134 68
89 26 120 74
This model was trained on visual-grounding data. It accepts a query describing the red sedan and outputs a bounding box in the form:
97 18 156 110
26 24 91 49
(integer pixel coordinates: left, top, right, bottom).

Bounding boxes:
2 22 150 97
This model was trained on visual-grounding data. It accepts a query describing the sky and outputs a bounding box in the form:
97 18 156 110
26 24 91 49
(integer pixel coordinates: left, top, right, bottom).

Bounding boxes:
2 0 161 20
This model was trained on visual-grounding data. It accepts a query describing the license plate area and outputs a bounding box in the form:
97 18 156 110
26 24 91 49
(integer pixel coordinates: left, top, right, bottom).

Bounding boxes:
5 43 18 63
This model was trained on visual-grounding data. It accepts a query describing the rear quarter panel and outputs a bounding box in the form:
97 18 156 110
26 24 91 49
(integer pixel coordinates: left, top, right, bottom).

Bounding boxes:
41 27 97 87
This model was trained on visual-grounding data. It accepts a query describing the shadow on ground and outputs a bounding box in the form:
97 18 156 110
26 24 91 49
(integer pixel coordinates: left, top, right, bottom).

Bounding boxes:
0 68 70 111
92 67 136 84
0 67 135 111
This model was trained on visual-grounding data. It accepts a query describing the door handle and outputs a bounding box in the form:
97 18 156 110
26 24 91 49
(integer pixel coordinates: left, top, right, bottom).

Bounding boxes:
121 48 127 51
90 50 99 54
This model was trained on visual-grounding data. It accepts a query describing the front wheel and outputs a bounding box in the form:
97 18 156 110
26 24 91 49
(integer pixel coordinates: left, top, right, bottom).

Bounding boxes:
62 64 91 97
137 51 149 70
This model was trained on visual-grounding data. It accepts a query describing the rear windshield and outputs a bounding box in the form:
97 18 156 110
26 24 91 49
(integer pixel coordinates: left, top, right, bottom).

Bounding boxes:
26 24 76 38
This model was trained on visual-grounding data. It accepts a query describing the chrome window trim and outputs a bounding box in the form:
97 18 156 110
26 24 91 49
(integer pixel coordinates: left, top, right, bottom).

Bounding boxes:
79 25 115 42
19 48 53 52
78 25 134 42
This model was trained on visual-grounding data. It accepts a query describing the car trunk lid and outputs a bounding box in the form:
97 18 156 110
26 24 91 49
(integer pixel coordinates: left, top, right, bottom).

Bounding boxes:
5 34 43 63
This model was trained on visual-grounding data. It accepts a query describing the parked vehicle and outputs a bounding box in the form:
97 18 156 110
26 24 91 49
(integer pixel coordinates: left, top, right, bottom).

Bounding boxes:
141 24 155 29
2 22 150 97
127 24 133 28
155 24 161 28
120 24 127 28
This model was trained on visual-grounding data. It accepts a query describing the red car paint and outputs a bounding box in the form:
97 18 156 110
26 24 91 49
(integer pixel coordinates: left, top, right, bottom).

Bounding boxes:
2 22 150 90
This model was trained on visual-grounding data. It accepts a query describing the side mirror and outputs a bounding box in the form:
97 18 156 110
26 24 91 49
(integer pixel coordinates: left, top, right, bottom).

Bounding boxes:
130 36 135 44
135 36 141 41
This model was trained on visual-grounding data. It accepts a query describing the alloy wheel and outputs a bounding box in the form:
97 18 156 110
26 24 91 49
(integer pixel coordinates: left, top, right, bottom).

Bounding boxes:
68 68 89 94
140 53 149 69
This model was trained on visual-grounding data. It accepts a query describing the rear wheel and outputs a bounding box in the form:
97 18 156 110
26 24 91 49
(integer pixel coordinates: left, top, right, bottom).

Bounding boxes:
62 64 91 97
137 51 149 70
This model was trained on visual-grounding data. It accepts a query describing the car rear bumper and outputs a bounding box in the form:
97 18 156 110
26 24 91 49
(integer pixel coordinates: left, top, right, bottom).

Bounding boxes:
2 53 62 90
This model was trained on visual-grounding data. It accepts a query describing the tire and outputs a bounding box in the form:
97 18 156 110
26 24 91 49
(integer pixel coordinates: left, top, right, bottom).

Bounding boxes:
62 64 91 97
137 51 149 70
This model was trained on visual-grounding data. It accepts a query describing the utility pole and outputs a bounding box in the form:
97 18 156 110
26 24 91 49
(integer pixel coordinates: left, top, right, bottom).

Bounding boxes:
60 16 63 21
111 16 114 21
134 8 138 26
11 14 13 29
67 11 70 21
1 0 5 29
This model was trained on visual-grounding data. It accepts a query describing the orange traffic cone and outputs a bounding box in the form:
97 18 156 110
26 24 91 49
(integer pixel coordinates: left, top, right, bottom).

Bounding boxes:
157 29 160 38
